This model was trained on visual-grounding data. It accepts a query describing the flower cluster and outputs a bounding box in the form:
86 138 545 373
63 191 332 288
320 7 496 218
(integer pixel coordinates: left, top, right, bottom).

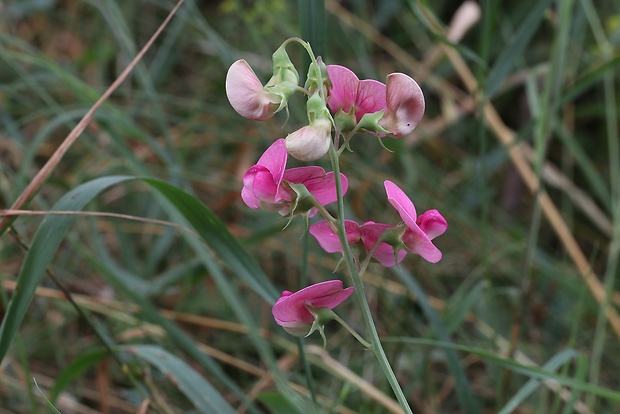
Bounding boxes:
226 39 446 342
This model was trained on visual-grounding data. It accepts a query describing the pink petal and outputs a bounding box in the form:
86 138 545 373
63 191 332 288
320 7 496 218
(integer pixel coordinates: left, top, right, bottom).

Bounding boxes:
303 172 348 206
272 280 354 326
359 222 407 267
355 79 386 121
256 139 287 188
326 65 360 114
402 228 443 263
226 59 279 121
250 169 278 203
381 73 425 137
282 166 325 184
241 186 259 209
384 180 418 227
309 220 361 254
417 210 448 240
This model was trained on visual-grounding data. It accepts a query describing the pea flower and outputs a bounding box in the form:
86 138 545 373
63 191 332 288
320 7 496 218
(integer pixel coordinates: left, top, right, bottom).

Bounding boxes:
272 280 354 338
309 220 407 267
285 93 333 162
384 180 447 263
326 65 425 137
379 73 425 137
326 65 387 124
241 139 348 216
226 45 299 121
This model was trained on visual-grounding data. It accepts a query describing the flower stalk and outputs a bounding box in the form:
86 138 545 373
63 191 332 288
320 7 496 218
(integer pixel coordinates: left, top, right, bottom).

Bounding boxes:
328 144 413 414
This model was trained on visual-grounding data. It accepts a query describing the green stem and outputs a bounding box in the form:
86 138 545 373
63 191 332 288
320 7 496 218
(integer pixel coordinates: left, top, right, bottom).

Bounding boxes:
328 144 412 413
332 312 372 349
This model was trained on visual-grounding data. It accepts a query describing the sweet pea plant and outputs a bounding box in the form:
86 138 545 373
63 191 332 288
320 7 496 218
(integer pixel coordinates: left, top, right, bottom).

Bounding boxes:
227 38 446 412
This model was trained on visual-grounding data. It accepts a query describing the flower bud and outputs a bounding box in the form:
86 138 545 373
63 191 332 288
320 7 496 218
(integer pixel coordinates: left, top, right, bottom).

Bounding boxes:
285 93 333 161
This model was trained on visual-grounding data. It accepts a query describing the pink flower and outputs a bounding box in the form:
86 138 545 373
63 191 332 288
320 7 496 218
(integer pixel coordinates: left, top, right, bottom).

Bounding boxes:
309 220 407 267
241 139 348 215
326 65 386 123
384 180 447 263
326 65 425 137
272 280 354 337
379 73 425 137
226 59 280 121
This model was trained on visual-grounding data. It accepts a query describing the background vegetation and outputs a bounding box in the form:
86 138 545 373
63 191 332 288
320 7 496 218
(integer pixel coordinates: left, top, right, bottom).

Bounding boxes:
1 0 620 412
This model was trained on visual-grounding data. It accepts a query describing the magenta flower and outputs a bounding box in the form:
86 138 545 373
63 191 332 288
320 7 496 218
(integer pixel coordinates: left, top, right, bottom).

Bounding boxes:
272 280 354 337
326 65 387 123
226 60 280 121
241 139 348 215
326 65 425 137
384 180 447 263
309 220 407 267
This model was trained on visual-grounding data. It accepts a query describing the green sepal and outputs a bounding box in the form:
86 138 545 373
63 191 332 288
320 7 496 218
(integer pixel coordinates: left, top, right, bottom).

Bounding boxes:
304 56 329 95
264 44 300 114
356 110 390 135
306 306 337 348
286 182 320 216
333 110 357 133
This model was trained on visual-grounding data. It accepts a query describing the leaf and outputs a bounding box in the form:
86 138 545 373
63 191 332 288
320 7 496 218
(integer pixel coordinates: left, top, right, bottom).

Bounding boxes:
142 178 279 303
485 0 554 97
125 345 236 414
384 337 620 402
498 349 579 414
0 175 134 363
391 266 480 414
50 347 109 403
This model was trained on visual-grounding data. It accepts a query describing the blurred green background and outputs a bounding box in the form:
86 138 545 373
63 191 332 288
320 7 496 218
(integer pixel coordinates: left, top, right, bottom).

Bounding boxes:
1 0 620 413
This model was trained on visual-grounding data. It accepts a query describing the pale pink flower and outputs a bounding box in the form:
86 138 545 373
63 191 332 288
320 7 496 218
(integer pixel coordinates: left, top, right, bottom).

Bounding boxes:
241 139 348 215
379 73 425 137
226 59 280 121
384 180 447 263
326 66 425 137
272 280 354 336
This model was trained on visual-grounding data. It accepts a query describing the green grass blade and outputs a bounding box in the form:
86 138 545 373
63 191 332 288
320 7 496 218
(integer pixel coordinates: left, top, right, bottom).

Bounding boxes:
33 378 63 414
142 178 279 303
125 345 236 414
485 0 554 97
299 0 325 58
50 348 110 403
392 266 480 414
385 337 620 402
498 349 579 414
0 175 134 364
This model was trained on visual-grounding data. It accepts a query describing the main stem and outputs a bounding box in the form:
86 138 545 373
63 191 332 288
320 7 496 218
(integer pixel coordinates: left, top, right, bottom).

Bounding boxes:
328 145 412 414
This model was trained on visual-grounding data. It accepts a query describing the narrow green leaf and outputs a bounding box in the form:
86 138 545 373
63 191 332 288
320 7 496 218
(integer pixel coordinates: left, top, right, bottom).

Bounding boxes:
142 178 279 303
392 266 479 414
125 345 236 414
485 0 554 97
0 175 134 363
498 349 578 414
33 378 63 414
50 348 109 403
299 0 325 58
384 337 620 402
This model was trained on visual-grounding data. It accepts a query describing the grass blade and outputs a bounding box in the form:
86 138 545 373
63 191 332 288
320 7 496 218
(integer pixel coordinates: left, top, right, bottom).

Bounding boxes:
392 266 480 414
0 175 134 363
485 0 554 97
125 344 236 414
